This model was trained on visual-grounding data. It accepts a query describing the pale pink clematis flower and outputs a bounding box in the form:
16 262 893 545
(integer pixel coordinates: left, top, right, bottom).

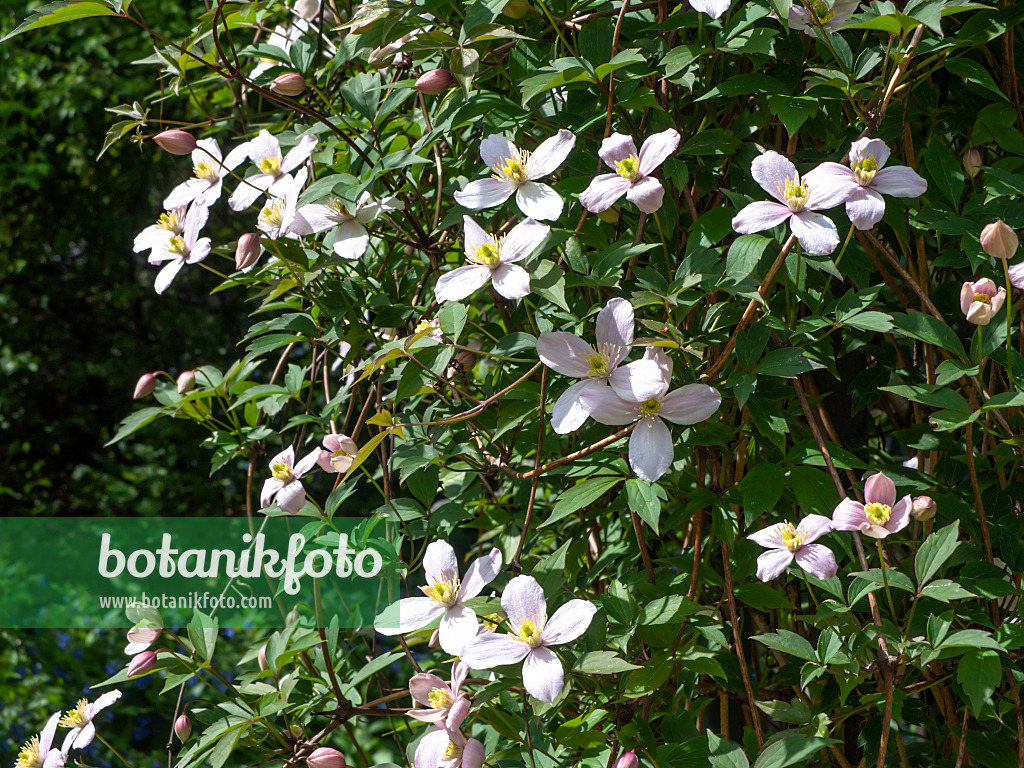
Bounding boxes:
260 445 322 514
454 130 576 221
148 203 211 294
133 207 187 259
832 472 911 539
257 168 307 240
732 150 849 255
960 278 1006 325
229 130 318 211
374 540 502 655
580 128 680 214
124 603 163 655
408 661 471 731
537 301 669 434
291 191 405 260
1009 262 1024 290
579 348 722 481
15 712 65 768
163 139 248 209
414 727 485 768
317 433 358 474
60 691 122 752
435 217 548 302
747 514 838 582
689 0 730 17
460 575 596 703
789 0 860 35
802 138 927 230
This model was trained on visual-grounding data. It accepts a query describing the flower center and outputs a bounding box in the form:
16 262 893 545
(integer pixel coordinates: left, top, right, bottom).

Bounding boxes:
640 397 662 417
973 292 992 306
60 700 89 728
516 617 545 647
492 149 532 184
167 235 189 258
428 687 455 708
481 612 503 630
258 156 282 177
421 571 460 606
811 0 835 22
15 736 42 768
158 209 185 233
585 351 612 378
852 155 878 186
259 200 285 231
864 502 891 525
271 461 295 483
470 240 502 269
780 178 810 212
443 741 464 761
778 522 805 553
193 161 219 183
614 154 642 182
327 198 353 221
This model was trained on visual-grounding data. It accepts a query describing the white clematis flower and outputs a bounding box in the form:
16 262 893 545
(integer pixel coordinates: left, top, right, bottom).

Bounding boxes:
163 139 248 210
580 128 680 214
257 167 307 240
133 206 187 260
260 445 322 514
60 690 122 753
747 514 838 582
731 150 850 255
460 575 596 703
689 0 731 18
291 191 405 260
435 216 548 302
148 203 211 294
15 712 65 768
414 726 485 768
229 130 318 211
374 540 502 655
454 130 576 221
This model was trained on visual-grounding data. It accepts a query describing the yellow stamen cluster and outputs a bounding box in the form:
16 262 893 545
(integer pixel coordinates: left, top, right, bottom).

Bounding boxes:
60 700 90 728
780 178 811 212
258 156 282 176
973 292 993 306
811 0 835 22
421 571 460 606
864 502 891 526
516 617 545 647
167 235 189 258
428 687 455 708
481 612 503 630
193 161 219 183
492 149 532 184
260 201 285 231
157 210 184 233
443 741 464 761
15 737 42 768
327 198 353 220
778 522 806 553
852 154 878 186
469 239 503 269
614 154 642 182
271 461 295 483
639 397 662 418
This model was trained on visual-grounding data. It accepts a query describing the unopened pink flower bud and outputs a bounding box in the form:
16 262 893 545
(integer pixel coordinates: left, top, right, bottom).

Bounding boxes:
615 751 638 768
307 747 346 768
176 370 196 394
174 715 192 742
963 148 982 179
236 233 262 271
911 496 936 522
134 372 158 399
416 69 455 95
258 644 269 671
128 650 157 677
153 129 197 155
270 73 307 97
980 219 1018 261
285 609 300 625
502 0 530 18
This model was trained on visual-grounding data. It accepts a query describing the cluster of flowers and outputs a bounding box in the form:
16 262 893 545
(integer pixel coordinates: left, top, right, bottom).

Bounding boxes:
261 433 359 513
373 541 596 766
15 692 123 768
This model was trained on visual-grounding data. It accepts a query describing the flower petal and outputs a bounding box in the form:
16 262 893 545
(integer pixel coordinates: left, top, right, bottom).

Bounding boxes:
659 384 722 425
790 211 840 255
799 514 833 544
688 0 730 17
409 673 447 706
831 498 867 531
293 447 322 478
579 174 632 213
530 129 576 177
609 358 668 401
248 130 281 165
638 128 680 176
629 417 674 481
849 137 891 170
261 478 284 508
886 496 912 535
423 540 460 584
626 176 666 213
291 204 339 235
275 479 307 513
454 178 515 210
459 631 531 669
598 133 639 168
756 548 794 581
794 543 838 580
846 186 887 230
457 548 503 601
163 179 206 210
596 296 635 352
229 175 273 211
522 645 564 703
536 332 594 378
413 727 450 768
732 201 792 234
332 220 370 260
154 259 185 295
541 599 596 645
375 597 444 634
501 574 547 627
864 472 896 507
751 151 799 203
501 217 550 262
747 523 786 549
447 697 471 731
480 134 519 169
872 166 928 198
492 263 531 300
281 134 318 173
580 386 641 425
435 265 492 303
550 379 605 434
462 738 486 768
39 712 62 753
463 215 490 254
439 604 480 656
803 162 858 209
516 182 564 220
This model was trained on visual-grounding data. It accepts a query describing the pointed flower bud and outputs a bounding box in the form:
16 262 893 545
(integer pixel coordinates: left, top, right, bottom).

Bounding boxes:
615 752 638 768
176 370 196 394
153 129 197 155
416 69 455 95
270 73 307 97
911 496 936 522
307 747 346 768
963 148 982 179
134 372 158 399
236 233 262 271
980 219 1018 261
285 609 300 625
258 643 269 671
128 650 157 677
174 715 192 742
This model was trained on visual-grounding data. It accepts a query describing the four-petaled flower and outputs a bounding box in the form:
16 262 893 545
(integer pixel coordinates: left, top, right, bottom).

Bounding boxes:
789 0 860 36
732 150 849 255
133 206 187 260
60 690 122 753
747 514 838 582
229 130 318 211
536 299 667 434
260 445 321 514
317 433 359 474
832 472 911 539
257 167 307 240
435 217 548 303
148 203 212 294
580 128 680 214
292 191 405 259
454 130 576 221
374 540 502 655
409 661 471 731
960 277 1006 326
579 347 722 481
15 712 65 768
460 575 596 703
164 139 248 210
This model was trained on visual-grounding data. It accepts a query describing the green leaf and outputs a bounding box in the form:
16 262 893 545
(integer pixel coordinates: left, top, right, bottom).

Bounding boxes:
104 407 166 447
437 302 468 343
944 57 1009 102
625 478 665 532
919 579 976 602
531 260 569 311
924 139 965 210
891 311 967 358
915 521 961 587
640 595 701 625
624 658 674 698
754 629 817 662
880 384 970 412
957 649 1002 714
187 609 219 662
543 476 623 527
574 651 641 674
709 732 750 768
768 95 817 137
752 732 836 768
755 348 819 378
595 48 646 81
1 1 118 43
680 129 742 156
941 629 1006 652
